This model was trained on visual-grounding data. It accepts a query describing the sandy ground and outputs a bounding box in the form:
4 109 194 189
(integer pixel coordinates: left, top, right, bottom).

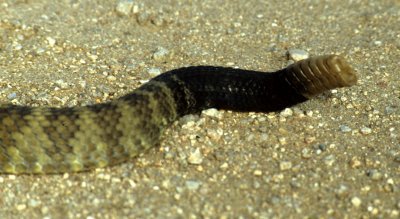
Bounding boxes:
0 0 399 218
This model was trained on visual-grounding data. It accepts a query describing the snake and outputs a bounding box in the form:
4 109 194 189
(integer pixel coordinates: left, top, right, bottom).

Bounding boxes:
0 55 357 174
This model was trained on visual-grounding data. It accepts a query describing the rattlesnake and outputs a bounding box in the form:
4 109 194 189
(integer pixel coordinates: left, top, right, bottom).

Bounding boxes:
0 55 357 174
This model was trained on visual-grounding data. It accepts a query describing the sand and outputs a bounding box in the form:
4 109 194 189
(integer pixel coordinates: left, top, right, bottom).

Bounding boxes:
0 0 399 218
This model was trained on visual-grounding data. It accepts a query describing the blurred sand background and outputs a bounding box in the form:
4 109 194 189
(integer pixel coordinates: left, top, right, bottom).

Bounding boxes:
0 0 399 218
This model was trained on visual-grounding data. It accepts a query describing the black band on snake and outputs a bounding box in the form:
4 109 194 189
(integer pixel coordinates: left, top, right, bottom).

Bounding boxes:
0 55 357 174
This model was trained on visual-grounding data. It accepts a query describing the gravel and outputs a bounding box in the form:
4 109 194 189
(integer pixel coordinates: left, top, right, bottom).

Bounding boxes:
147 67 162 77
339 125 352 133
0 0 399 218
116 0 135 16
152 47 170 62
287 49 309 62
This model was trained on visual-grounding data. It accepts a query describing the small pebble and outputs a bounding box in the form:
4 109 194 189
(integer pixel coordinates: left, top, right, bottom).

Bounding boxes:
152 47 170 62
206 128 223 141
46 37 56 47
253 170 262 176
7 92 17 100
287 49 309 62
36 48 45 54
280 108 293 117
87 53 98 62
318 144 327 151
373 40 382 46
278 137 287 145
179 114 200 126
116 0 134 16
367 169 383 180
13 43 22 50
323 154 335 166
163 150 175 159
384 105 397 115
55 79 69 89
290 181 301 189
185 180 202 190
202 108 223 119
187 148 203 165
151 14 165 26
349 156 362 168
220 162 228 169
41 207 49 215
132 5 139 13
16 204 26 211
28 199 40 207
279 161 292 170
339 125 352 133
260 133 269 141
301 148 312 159
292 107 305 117
137 11 150 24
147 68 162 77
305 136 316 144
360 127 372 134
335 184 349 198
107 75 117 81
351 196 362 207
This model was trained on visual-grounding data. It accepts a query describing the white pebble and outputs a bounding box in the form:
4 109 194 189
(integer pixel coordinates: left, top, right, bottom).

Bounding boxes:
373 40 382 46
340 125 352 133
107 75 117 81
306 110 314 117
87 53 98 62
152 47 170 62
279 161 292 170
368 169 382 180
253 170 262 176
147 68 162 77
260 133 269 141
323 155 336 166
132 5 139 13
187 148 203 165
36 48 45 54
292 107 305 117
287 49 309 61
351 196 362 207
28 199 40 207
16 204 26 211
360 127 372 134
7 92 17 100
301 148 312 159
278 137 287 145
13 43 22 50
220 162 229 169
185 180 202 190
116 0 134 16
202 108 223 119
280 108 293 117
206 128 223 141
46 37 56 47
55 79 69 89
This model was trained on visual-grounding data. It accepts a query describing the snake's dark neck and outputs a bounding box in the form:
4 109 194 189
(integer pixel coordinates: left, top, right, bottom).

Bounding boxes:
151 66 308 116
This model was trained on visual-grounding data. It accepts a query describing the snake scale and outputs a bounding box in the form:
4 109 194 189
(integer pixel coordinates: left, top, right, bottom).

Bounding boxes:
0 55 357 174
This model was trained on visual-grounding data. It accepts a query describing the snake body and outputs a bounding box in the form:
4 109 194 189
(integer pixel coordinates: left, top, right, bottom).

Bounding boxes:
0 55 357 174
